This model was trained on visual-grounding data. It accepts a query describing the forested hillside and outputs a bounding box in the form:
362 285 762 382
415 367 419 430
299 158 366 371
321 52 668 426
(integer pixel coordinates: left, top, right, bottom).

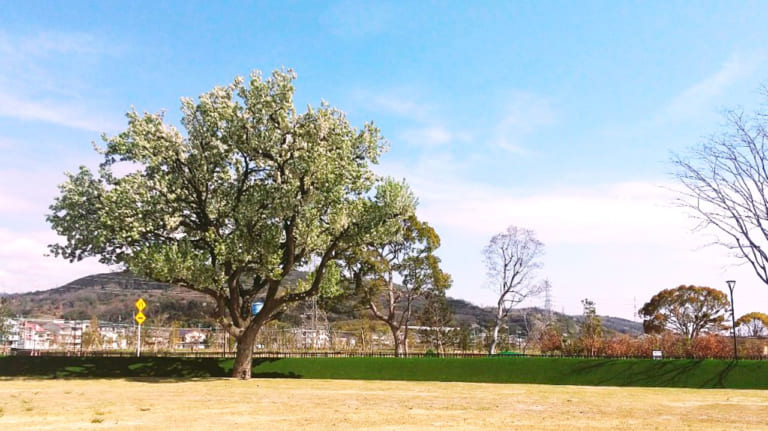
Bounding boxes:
6 272 642 335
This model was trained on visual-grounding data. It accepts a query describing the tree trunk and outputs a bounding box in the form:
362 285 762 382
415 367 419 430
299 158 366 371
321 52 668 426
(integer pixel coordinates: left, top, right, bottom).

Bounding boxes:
231 325 261 379
489 324 501 355
489 307 503 355
390 325 404 357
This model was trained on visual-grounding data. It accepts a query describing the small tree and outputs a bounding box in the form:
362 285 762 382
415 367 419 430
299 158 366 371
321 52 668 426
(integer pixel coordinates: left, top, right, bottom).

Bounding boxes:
578 298 603 356
169 321 181 350
639 285 730 339
416 291 454 354
348 213 451 356
483 225 544 354
537 324 564 354
735 312 768 337
0 298 12 347
455 324 473 352
81 315 102 351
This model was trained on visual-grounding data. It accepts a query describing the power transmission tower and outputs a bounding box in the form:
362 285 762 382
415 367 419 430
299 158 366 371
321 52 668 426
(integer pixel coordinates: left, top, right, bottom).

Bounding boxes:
633 296 637 320
543 279 553 324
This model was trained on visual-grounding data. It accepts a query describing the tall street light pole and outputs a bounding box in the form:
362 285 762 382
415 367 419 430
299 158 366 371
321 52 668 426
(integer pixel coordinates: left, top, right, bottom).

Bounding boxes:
726 280 737 360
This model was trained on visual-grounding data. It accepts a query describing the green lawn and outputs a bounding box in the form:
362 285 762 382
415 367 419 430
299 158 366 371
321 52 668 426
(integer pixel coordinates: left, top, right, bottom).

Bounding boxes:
2 356 767 389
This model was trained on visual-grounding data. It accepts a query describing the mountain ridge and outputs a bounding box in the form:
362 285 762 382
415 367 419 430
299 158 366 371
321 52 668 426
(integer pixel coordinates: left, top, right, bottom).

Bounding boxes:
4 272 643 335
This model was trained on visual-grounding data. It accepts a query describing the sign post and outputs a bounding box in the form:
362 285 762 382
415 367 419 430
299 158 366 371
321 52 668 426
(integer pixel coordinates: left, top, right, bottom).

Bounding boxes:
135 298 146 357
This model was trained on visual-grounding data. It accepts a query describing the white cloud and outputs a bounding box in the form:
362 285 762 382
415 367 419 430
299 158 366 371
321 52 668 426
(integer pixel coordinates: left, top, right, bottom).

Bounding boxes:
0 136 18 149
415 176 689 247
0 168 71 217
383 156 690 246
0 228 110 293
0 190 35 214
376 155 768 318
494 91 556 153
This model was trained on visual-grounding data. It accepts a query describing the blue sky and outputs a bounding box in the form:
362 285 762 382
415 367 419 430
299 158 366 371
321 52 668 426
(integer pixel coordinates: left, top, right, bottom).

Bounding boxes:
3 2 768 319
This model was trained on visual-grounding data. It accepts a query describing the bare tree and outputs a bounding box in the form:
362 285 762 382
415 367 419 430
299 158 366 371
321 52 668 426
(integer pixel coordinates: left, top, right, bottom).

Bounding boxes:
673 99 768 285
483 225 544 354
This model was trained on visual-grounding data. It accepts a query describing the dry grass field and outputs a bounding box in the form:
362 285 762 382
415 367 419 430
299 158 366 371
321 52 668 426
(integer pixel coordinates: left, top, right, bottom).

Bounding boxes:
1 378 768 430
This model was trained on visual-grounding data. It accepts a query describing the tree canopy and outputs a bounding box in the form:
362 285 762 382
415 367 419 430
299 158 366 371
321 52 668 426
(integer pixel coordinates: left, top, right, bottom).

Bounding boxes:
639 285 730 339
735 312 768 337
47 69 416 378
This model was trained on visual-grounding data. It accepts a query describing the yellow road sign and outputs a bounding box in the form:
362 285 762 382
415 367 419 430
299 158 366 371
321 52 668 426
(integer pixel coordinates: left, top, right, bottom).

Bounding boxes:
135 312 146 325
135 298 146 311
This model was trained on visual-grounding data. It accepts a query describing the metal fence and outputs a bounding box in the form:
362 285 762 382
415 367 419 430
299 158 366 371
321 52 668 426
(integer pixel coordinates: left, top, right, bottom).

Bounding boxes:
10 349 768 360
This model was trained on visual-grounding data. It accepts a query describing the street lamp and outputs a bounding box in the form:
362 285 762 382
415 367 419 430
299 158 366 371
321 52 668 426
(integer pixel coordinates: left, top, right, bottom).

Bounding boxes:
726 280 737 360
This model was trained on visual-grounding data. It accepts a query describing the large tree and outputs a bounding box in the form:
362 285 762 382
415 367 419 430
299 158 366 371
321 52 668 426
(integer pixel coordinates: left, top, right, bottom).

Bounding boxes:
483 225 544 355
47 69 415 378
639 285 730 339
347 212 451 356
673 97 768 286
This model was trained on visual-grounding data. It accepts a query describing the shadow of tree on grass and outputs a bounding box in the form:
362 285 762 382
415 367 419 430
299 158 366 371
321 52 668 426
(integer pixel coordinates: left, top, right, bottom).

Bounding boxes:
0 357 301 381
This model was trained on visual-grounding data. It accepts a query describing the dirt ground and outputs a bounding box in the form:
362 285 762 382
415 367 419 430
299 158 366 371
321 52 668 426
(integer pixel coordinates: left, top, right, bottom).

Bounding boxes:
1 378 768 430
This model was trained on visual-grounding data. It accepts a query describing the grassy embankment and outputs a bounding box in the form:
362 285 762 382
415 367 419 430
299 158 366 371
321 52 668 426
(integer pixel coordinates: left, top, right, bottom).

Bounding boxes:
2 356 767 389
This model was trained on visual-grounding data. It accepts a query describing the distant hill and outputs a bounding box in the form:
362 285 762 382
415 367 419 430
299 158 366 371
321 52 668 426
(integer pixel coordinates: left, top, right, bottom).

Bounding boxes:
5 272 643 335
446 297 642 335
6 272 215 325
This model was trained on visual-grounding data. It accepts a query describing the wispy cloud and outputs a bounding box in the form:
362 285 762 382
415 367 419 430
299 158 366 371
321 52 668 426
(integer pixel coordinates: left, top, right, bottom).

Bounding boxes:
593 52 765 151
494 91 557 154
0 30 121 132
400 126 453 147
355 91 434 120
0 31 112 57
662 53 763 122
320 1 396 37
399 125 472 148
352 89 472 148
0 90 122 132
